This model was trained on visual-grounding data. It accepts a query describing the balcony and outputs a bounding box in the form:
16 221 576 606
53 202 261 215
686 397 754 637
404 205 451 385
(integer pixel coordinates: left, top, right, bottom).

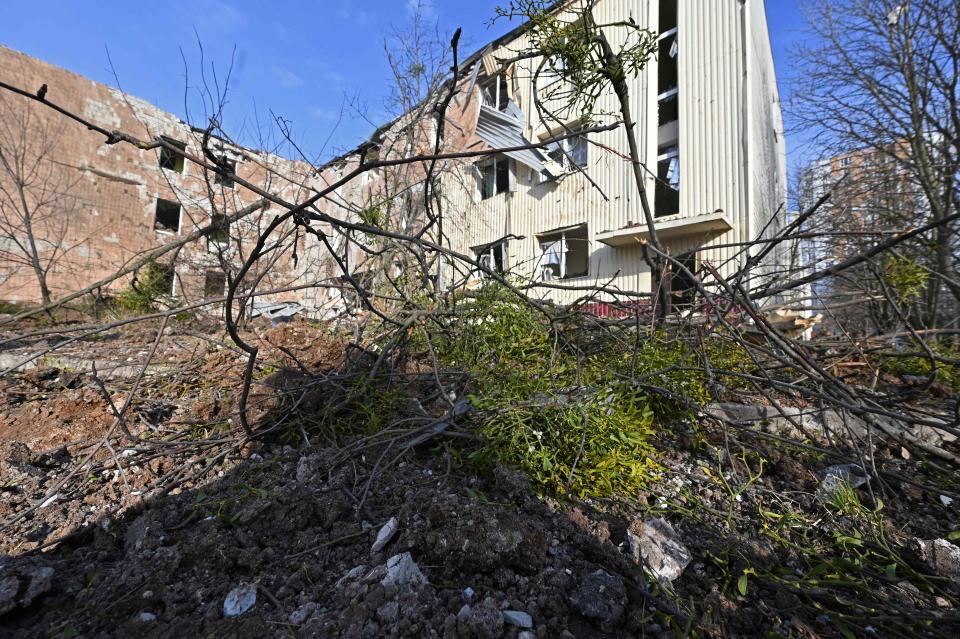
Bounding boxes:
595 211 732 247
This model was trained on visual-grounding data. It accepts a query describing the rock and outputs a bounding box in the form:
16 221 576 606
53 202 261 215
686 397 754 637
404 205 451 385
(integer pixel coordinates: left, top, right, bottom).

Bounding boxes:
914 539 960 579
627 518 691 583
569 569 626 624
817 464 868 499
376 601 400 625
460 598 504 639
0 559 56 615
295 454 324 483
381 553 427 587
940 495 954 508
289 602 319 626
463 586 475 600
337 565 367 588
223 584 257 617
371 517 399 554
137 612 157 623
519 632 536 639
502 610 534 628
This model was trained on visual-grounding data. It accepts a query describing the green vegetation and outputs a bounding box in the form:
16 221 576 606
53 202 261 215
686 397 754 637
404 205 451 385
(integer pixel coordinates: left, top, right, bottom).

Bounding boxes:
429 284 706 498
113 261 174 313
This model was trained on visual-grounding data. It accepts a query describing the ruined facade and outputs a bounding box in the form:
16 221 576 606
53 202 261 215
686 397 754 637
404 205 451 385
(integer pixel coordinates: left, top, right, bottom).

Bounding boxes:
300 0 788 311
0 45 318 309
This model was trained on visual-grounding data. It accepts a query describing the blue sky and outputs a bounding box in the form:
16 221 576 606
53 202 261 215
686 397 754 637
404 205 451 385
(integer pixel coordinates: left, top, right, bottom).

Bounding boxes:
0 0 811 170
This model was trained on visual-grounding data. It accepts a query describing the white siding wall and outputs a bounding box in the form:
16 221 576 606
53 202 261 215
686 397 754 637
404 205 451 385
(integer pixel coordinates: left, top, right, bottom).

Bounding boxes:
439 0 784 304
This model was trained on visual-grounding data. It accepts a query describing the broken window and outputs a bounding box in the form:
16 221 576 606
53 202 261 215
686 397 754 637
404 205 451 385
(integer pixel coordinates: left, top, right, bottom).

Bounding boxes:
158 137 186 173
655 146 680 218
154 198 181 233
208 213 230 246
473 241 507 277
670 252 697 310
479 157 512 200
214 158 236 188
536 224 589 280
480 74 509 111
657 0 679 130
547 126 589 171
203 269 227 298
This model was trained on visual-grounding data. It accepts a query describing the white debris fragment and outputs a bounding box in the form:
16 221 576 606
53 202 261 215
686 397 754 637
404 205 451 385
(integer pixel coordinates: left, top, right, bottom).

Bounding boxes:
502 610 534 628
371 517 399 553
627 518 692 583
940 495 954 507
223 584 257 617
380 552 427 587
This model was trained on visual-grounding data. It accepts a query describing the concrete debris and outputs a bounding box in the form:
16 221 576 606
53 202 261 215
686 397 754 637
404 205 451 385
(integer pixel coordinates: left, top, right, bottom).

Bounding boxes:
371 517 399 553
380 552 427 587
914 539 960 580
376 601 400 625
0 560 55 615
817 464 868 499
627 517 691 583
502 609 534 628
289 602 319 626
569 569 627 624
458 598 503 639
222 584 257 617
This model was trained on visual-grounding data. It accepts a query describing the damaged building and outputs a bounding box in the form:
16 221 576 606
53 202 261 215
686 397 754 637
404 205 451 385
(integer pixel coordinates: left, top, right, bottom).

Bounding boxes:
306 0 788 312
0 45 319 310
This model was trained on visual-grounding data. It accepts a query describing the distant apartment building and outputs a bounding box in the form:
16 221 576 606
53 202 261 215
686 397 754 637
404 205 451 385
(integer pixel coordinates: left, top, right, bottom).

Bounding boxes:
0 45 317 308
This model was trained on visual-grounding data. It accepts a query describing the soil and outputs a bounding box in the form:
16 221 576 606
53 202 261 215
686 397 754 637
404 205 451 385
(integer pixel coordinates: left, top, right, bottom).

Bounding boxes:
0 318 958 638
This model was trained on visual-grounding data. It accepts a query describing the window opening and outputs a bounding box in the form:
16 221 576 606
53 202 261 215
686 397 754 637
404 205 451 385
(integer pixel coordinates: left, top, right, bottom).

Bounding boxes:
537 224 589 280
159 137 186 173
547 126 589 171
204 269 227 298
670 252 697 310
215 158 236 188
480 74 510 111
154 198 181 233
479 157 512 199
655 146 680 217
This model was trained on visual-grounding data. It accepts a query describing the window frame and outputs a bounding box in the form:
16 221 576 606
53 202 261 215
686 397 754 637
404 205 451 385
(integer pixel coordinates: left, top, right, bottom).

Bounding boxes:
536 224 589 281
158 137 187 173
478 156 512 200
154 198 182 234
546 126 589 171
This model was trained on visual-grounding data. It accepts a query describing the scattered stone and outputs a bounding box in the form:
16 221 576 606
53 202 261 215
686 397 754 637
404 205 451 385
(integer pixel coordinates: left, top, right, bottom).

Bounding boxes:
940 495 954 507
627 518 691 582
371 517 399 553
223 584 257 617
376 601 400 625
463 586 475 600
519 632 536 639
569 569 627 624
914 539 960 579
137 612 157 623
816 464 868 498
381 553 427 587
289 602 319 626
502 609 534 628
0 560 56 615
460 598 503 639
